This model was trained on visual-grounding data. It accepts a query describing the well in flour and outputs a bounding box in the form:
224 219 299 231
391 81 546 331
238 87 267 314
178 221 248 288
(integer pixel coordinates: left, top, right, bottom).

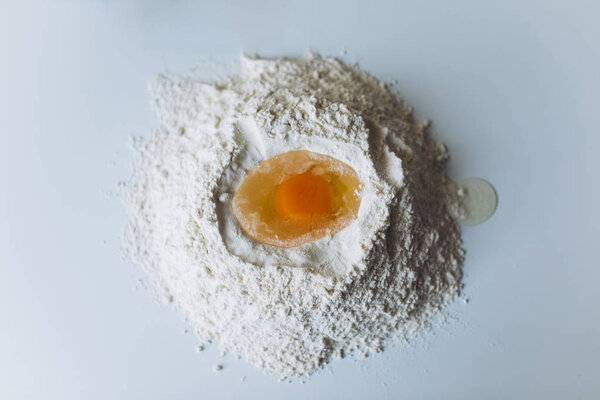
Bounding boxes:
124 53 464 379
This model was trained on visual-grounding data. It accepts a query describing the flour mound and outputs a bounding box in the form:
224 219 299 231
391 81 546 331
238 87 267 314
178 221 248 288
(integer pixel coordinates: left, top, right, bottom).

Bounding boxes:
124 53 464 378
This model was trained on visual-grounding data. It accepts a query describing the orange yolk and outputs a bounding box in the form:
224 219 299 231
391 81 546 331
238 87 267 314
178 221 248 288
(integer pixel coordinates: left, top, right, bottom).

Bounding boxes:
273 172 333 222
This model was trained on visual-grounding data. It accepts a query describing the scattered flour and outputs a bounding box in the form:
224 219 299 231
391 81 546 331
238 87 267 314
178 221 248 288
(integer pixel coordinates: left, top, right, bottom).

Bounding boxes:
124 53 464 379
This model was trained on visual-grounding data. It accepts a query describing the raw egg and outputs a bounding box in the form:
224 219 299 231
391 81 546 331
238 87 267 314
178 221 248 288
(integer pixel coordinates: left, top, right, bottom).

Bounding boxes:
232 150 362 248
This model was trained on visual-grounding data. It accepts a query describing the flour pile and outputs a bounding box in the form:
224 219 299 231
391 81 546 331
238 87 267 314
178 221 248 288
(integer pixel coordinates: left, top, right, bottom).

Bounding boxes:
124 53 464 378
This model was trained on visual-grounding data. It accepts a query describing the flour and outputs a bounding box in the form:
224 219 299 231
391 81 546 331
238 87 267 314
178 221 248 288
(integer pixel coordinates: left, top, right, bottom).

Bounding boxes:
124 53 464 379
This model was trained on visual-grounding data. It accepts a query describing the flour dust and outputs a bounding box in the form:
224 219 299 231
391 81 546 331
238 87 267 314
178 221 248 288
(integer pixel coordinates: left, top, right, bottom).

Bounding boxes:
123 53 464 379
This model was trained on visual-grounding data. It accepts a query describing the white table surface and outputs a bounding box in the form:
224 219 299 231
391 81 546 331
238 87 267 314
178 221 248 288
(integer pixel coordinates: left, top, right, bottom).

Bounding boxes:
1 1 599 399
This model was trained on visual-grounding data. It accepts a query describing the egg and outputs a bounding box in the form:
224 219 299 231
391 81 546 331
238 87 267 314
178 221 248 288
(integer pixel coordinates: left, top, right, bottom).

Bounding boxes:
232 150 362 248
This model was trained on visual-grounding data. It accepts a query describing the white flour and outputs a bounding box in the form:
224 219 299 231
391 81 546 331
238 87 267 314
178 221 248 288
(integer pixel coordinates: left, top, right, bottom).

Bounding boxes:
124 53 464 379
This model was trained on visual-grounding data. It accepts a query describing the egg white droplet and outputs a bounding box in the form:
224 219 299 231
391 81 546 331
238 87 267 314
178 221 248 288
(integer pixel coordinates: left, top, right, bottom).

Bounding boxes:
456 178 498 226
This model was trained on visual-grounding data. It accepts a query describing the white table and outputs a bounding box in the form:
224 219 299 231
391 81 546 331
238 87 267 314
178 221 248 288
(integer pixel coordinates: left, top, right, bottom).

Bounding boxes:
1 1 598 398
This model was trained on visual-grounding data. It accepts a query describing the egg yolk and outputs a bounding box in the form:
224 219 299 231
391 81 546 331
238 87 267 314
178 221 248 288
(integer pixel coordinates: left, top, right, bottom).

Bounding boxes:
273 172 333 223
232 150 362 248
